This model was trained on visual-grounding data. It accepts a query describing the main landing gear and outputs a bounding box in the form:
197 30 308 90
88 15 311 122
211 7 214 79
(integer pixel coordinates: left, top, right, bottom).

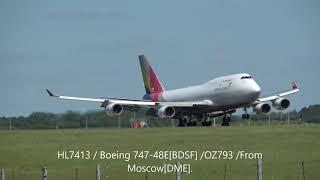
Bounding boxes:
242 107 250 119
186 120 197 126
178 117 187 127
178 115 212 127
201 115 212 126
202 120 212 126
221 114 231 126
178 117 197 127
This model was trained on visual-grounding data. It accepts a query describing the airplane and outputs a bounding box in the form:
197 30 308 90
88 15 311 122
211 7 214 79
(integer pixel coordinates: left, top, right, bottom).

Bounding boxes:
46 54 300 126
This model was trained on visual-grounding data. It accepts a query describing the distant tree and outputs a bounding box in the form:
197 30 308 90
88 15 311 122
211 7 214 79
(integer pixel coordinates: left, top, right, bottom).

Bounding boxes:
300 105 320 123
0 104 320 129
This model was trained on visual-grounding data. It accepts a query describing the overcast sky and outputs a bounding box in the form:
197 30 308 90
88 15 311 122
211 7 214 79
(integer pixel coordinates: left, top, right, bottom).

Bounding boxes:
1 0 319 116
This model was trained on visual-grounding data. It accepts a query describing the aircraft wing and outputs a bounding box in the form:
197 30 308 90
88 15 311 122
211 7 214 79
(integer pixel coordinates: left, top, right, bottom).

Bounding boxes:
257 82 300 102
45 89 212 107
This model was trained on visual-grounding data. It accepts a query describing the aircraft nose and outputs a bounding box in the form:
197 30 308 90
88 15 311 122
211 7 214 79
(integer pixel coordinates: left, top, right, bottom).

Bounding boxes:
250 82 261 99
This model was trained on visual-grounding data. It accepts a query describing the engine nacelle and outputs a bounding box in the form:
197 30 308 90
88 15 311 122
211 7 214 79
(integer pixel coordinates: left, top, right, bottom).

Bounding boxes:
105 103 123 116
272 98 290 110
254 103 271 114
157 106 175 118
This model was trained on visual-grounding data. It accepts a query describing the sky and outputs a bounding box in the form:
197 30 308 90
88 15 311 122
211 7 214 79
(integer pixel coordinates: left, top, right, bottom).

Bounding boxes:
0 0 319 116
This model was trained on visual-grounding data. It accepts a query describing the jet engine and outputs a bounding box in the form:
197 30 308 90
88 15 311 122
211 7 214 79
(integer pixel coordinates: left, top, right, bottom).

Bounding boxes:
254 103 271 114
272 98 290 110
105 103 123 116
157 106 175 118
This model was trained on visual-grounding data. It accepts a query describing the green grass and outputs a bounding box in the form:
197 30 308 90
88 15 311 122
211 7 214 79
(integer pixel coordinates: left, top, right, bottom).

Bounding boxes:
0 125 319 180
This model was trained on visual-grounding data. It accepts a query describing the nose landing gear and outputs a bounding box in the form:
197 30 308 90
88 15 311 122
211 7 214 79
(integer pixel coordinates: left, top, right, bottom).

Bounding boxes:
242 107 250 119
242 114 250 119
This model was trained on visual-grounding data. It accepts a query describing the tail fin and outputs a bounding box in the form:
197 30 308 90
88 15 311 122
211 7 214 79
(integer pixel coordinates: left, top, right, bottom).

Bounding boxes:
139 55 164 99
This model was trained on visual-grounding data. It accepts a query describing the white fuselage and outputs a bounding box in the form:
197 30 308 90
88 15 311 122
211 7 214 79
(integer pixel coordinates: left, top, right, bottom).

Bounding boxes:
158 73 261 110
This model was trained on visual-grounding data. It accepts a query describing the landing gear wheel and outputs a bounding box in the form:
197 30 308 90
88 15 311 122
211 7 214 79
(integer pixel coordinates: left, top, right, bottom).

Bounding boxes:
221 116 230 126
242 107 250 120
202 121 212 126
242 114 250 119
187 121 197 126
178 118 186 127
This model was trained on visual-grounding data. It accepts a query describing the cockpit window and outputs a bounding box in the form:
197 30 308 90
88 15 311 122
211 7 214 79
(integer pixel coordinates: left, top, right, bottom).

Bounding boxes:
241 76 252 79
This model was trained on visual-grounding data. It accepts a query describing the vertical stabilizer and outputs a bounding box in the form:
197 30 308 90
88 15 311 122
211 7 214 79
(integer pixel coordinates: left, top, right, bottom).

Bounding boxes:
139 55 164 100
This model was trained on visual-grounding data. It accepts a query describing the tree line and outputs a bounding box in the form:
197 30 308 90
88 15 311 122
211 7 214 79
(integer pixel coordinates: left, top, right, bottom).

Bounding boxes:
0 104 319 129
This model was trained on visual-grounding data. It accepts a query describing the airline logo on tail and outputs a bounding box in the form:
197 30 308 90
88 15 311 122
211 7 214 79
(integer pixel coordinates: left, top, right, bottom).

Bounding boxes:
139 55 164 101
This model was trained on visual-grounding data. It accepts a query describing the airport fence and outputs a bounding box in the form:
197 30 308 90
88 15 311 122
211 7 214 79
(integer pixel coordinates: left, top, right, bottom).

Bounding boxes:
0 159 313 180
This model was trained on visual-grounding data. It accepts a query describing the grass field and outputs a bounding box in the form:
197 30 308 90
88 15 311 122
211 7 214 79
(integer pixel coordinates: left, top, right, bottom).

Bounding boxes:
0 125 319 180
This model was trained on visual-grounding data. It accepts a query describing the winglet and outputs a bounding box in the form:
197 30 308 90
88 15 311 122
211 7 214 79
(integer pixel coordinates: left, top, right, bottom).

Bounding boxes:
292 82 298 90
46 89 56 97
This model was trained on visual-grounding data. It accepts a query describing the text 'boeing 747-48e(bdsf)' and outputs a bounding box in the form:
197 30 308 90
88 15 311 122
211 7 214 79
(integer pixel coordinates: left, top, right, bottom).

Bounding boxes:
46 55 300 126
